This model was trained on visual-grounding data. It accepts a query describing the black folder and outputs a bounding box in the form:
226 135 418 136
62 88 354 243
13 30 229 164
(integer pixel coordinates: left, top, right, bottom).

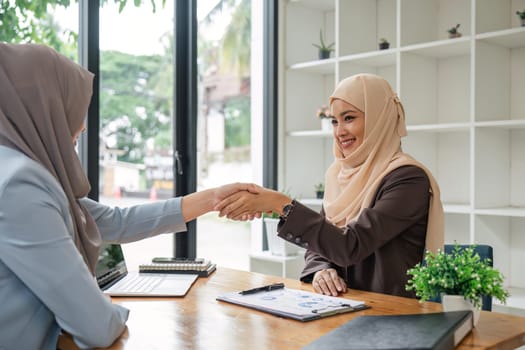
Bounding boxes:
302 310 473 350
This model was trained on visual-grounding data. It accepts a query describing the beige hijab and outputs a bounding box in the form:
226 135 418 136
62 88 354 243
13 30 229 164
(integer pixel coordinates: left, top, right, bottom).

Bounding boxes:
323 74 444 253
0 43 101 273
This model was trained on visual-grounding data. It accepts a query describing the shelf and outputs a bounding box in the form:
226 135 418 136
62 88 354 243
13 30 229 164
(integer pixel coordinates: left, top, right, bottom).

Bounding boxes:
475 119 525 129
443 204 471 214
475 207 525 218
299 198 323 208
407 123 471 132
476 27 525 49
339 50 396 67
493 287 525 317
250 251 303 262
400 37 471 58
250 251 305 279
287 122 486 136
288 58 335 74
288 129 331 137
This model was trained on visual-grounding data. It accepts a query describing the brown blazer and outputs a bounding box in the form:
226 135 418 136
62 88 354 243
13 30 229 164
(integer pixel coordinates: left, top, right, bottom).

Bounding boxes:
277 165 430 298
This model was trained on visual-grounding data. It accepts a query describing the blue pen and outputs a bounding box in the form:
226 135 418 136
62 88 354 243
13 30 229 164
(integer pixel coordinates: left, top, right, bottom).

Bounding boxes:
239 283 285 295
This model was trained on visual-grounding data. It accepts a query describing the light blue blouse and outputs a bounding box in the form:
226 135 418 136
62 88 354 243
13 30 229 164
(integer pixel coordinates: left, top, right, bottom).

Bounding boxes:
0 146 187 350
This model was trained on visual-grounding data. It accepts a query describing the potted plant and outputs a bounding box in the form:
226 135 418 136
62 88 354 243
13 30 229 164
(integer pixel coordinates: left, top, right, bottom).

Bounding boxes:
314 183 325 199
447 24 462 38
378 38 390 50
406 243 509 326
317 105 332 131
516 10 525 27
312 29 335 59
262 189 300 256
262 211 300 256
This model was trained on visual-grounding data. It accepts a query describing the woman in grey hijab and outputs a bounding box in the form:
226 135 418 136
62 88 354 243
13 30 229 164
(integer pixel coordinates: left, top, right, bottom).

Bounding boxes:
0 43 254 350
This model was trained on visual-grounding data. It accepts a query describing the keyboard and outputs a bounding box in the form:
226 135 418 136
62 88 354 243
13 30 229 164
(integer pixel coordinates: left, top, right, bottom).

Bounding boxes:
114 274 163 293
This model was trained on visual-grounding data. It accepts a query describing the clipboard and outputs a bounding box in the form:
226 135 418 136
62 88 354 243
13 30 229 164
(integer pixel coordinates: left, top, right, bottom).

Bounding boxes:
217 287 369 322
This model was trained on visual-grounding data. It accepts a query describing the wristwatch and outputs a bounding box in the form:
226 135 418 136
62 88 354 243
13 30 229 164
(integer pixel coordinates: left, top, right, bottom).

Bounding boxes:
280 202 294 220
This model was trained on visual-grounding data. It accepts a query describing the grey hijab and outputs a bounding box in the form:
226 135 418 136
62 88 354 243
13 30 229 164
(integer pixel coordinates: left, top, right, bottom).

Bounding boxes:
0 43 101 273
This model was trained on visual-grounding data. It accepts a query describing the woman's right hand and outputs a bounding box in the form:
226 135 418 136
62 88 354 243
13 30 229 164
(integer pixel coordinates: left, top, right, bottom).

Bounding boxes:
312 268 347 296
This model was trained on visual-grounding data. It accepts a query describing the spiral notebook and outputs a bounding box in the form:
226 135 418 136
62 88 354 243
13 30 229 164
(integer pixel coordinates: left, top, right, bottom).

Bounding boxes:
139 259 216 277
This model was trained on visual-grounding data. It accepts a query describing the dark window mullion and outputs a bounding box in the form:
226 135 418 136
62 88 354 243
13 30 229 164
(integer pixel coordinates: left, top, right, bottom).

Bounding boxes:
263 0 278 190
84 0 100 201
173 0 198 258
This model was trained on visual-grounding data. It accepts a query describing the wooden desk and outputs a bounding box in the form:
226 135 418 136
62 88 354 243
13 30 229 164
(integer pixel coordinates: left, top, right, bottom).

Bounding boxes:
61 268 525 350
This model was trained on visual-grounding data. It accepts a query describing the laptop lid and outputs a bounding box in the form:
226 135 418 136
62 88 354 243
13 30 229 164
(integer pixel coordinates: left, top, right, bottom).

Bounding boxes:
96 244 128 290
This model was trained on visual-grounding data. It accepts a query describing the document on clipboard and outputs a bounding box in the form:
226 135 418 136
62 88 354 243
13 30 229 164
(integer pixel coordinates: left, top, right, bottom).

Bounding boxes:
216 285 369 322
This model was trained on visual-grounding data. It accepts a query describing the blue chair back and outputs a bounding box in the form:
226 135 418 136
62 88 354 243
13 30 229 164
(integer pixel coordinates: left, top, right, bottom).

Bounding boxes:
443 244 493 311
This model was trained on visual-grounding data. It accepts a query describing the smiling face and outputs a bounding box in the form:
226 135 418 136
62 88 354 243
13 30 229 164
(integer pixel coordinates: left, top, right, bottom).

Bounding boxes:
330 98 365 157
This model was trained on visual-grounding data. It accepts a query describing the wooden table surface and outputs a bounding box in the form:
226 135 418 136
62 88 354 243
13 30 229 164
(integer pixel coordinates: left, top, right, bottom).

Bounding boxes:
60 267 525 350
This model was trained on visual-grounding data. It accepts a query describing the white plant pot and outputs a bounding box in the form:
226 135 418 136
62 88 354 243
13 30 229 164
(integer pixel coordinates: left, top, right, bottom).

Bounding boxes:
264 218 301 256
441 294 480 327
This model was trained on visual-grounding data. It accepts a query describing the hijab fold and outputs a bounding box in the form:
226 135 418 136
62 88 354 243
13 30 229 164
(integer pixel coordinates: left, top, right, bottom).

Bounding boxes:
0 43 101 273
323 74 444 253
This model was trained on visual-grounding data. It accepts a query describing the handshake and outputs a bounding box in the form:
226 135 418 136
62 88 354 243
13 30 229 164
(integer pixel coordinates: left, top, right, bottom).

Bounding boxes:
212 183 292 221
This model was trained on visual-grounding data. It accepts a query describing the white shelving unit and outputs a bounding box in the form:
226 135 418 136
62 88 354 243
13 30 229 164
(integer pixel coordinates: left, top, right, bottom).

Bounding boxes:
249 252 304 279
278 0 525 313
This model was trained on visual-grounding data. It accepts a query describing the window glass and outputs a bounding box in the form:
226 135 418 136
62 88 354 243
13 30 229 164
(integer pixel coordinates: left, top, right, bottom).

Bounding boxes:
98 1 175 269
196 0 255 270
0 2 78 60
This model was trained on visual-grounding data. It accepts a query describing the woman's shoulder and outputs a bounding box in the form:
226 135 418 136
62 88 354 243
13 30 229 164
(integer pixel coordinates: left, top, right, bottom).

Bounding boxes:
0 146 65 201
378 165 430 194
385 165 429 183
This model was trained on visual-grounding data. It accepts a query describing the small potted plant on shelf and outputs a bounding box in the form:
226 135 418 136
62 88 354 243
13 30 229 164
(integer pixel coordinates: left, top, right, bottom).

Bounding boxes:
516 10 525 27
405 243 509 326
314 183 325 199
447 24 462 38
317 105 332 131
378 38 390 50
312 29 335 60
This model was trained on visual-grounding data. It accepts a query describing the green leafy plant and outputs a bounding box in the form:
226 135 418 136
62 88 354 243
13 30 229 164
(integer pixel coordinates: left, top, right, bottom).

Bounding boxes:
448 23 461 35
314 182 325 199
406 243 509 309
516 10 525 19
312 29 335 53
378 38 390 50
262 211 280 219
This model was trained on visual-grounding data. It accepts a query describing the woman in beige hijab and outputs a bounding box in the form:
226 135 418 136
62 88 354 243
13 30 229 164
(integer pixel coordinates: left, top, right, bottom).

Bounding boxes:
0 43 255 350
217 73 444 298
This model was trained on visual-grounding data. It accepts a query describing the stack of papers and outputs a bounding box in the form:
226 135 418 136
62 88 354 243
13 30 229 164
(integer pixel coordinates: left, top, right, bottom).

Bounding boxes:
217 287 369 321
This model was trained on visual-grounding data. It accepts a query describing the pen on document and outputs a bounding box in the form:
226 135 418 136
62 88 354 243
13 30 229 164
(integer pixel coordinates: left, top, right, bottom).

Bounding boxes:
239 283 285 295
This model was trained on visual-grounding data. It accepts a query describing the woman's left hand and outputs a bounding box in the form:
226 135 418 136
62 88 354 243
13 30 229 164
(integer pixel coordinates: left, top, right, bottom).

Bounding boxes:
312 268 347 296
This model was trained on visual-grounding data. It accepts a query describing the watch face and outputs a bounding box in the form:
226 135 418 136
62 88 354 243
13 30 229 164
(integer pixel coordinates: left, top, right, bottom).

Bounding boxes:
282 203 293 217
